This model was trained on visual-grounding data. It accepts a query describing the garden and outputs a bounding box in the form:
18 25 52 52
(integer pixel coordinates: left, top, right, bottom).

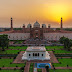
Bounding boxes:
53 58 72 67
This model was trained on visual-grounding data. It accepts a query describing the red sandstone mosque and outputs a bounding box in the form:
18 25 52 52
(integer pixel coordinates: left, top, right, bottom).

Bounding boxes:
0 18 72 40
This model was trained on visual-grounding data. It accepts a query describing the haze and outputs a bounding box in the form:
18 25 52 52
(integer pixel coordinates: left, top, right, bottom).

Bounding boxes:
0 0 72 28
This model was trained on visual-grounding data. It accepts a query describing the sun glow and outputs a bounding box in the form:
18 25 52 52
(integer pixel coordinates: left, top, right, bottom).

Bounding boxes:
43 4 69 23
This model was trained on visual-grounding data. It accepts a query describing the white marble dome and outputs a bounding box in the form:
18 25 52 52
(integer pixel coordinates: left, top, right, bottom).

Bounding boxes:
42 24 46 28
27 24 32 28
33 21 40 28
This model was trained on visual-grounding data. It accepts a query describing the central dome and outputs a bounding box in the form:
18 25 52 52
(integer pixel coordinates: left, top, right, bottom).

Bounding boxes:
33 21 40 28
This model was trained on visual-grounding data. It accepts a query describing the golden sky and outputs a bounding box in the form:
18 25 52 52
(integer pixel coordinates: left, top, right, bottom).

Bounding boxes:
0 0 72 28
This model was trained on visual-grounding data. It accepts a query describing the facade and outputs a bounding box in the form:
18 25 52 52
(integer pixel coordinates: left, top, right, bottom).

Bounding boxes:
0 17 72 40
22 46 50 60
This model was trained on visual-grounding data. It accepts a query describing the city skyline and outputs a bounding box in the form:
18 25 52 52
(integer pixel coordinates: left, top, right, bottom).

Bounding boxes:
0 0 72 28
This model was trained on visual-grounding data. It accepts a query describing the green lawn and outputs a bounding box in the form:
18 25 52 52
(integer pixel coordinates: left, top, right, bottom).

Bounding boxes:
45 46 72 53
0 59 26 67
0 50 20 54
50 69 72 72
0 70 23 72
53 58 72 67
54 50 72 53
38 69 42 72
45 46 64 50
29 63 34 72
0 49 26 54
9 46 27 49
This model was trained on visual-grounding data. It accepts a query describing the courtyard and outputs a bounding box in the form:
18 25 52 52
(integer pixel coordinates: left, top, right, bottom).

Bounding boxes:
0 45 72 72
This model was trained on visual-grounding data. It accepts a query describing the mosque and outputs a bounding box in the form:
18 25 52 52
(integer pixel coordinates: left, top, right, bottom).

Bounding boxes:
0 17 72 40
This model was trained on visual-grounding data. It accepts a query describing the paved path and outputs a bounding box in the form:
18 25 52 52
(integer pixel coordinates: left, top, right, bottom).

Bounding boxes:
6 49 26 50
48 51 59 63
24 62 30 72
55 67 72 69
0 67 21 69
42 68 46 72
13 51 25 63
57 57 72 58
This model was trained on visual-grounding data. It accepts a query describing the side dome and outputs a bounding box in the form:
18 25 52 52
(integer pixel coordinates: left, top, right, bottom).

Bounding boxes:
27 23 32 28
33 21 40 28
42 24 46 28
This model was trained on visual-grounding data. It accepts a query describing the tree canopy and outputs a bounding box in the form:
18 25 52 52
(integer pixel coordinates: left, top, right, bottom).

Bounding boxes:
59 36 72 50
0 34 9 51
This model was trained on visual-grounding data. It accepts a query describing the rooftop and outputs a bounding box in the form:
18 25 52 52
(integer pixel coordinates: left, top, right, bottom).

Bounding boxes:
26 46 46 52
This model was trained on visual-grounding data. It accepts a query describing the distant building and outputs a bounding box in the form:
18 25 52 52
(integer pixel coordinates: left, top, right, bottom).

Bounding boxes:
0 17 72 40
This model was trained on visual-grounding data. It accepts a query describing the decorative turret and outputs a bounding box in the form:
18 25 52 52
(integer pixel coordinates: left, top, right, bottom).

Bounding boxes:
30 24 32 29
23 24 25 28
42 25 43 28
11 17 13 31
48 24 50 29
42 24 46 28
27 23 32 28
22 24 25 32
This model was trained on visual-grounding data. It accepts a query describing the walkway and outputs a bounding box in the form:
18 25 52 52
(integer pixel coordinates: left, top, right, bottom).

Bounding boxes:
42 68 46 72
0 67 21 69
13 51 25 63
24 62 30 72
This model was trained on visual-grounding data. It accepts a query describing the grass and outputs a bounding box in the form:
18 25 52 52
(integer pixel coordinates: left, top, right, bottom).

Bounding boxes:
1 69 71 72
29 63 34 72
49 69 72 72
9 46 27 49
38 69 42 72
54 50 72 54
0 59 26 67
0 70 23 72
0 46 27 54
45 46 72 53
53 58 72 67
45 46 64 50
0 50 20 54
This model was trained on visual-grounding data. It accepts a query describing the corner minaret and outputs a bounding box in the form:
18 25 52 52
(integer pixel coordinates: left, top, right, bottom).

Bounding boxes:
11 17 13 31
48 24 50 29
61 17 63 30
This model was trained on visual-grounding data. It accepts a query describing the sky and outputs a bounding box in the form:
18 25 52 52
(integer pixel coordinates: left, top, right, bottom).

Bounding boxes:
0 0 72 28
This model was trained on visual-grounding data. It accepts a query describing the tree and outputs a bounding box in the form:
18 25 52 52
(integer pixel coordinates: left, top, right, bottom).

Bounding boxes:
59 37 72 50
0 35 9 51
64 38 69 49
45 65 49 72
59 36 66 44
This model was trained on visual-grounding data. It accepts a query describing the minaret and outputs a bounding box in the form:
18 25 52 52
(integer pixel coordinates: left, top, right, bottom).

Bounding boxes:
11 17 13 31
30 24 32 38
61 17 63 30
